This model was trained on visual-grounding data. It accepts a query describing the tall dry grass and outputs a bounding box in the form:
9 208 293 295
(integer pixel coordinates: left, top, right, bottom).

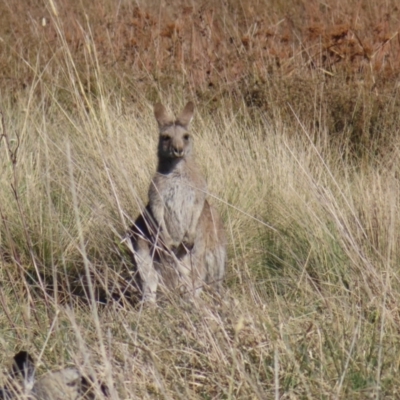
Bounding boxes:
1 0 400 398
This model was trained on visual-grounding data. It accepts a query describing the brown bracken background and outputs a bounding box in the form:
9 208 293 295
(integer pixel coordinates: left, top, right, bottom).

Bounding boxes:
2 0 400 155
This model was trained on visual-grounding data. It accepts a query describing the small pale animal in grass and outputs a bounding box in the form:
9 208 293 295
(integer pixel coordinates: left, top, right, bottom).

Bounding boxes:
0 351 108 400
130 102 226 303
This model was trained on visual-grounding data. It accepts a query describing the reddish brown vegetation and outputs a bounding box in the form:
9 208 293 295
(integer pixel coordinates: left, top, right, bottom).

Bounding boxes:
1 0 400 89
1 0 400 153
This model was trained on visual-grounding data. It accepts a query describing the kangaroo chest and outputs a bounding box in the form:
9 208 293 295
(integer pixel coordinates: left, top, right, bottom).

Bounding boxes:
160 174 197 241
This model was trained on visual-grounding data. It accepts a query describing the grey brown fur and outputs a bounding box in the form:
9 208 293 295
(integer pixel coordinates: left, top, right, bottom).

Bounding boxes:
130 102 226 303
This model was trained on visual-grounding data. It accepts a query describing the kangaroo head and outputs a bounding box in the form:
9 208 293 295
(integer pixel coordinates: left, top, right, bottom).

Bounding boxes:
12 351 35 385
154 102 195 160
0 351 36 397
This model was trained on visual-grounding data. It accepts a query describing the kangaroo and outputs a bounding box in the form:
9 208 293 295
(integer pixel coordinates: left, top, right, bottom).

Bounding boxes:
130 102 226 303
0 351 108 400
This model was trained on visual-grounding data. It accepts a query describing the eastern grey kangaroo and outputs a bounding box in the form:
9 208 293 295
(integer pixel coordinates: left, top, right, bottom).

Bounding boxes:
0 351 108 400
130 102 226 303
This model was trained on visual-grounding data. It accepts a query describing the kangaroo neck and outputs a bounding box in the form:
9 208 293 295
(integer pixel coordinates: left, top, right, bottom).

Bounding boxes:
157 156 192 175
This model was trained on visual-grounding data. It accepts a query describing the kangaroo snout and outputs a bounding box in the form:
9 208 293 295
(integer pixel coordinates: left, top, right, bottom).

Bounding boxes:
172 145 184 157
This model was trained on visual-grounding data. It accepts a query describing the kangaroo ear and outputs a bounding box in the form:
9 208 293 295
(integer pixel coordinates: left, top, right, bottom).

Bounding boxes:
12 351 35 380
176 102 195 127
154 103 173 129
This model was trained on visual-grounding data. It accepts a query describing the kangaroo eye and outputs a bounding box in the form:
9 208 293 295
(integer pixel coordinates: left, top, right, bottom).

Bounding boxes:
162 135 170 142
183 134 190 141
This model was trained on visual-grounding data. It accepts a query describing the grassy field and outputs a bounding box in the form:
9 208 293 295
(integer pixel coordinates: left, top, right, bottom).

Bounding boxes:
1 0 400 398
